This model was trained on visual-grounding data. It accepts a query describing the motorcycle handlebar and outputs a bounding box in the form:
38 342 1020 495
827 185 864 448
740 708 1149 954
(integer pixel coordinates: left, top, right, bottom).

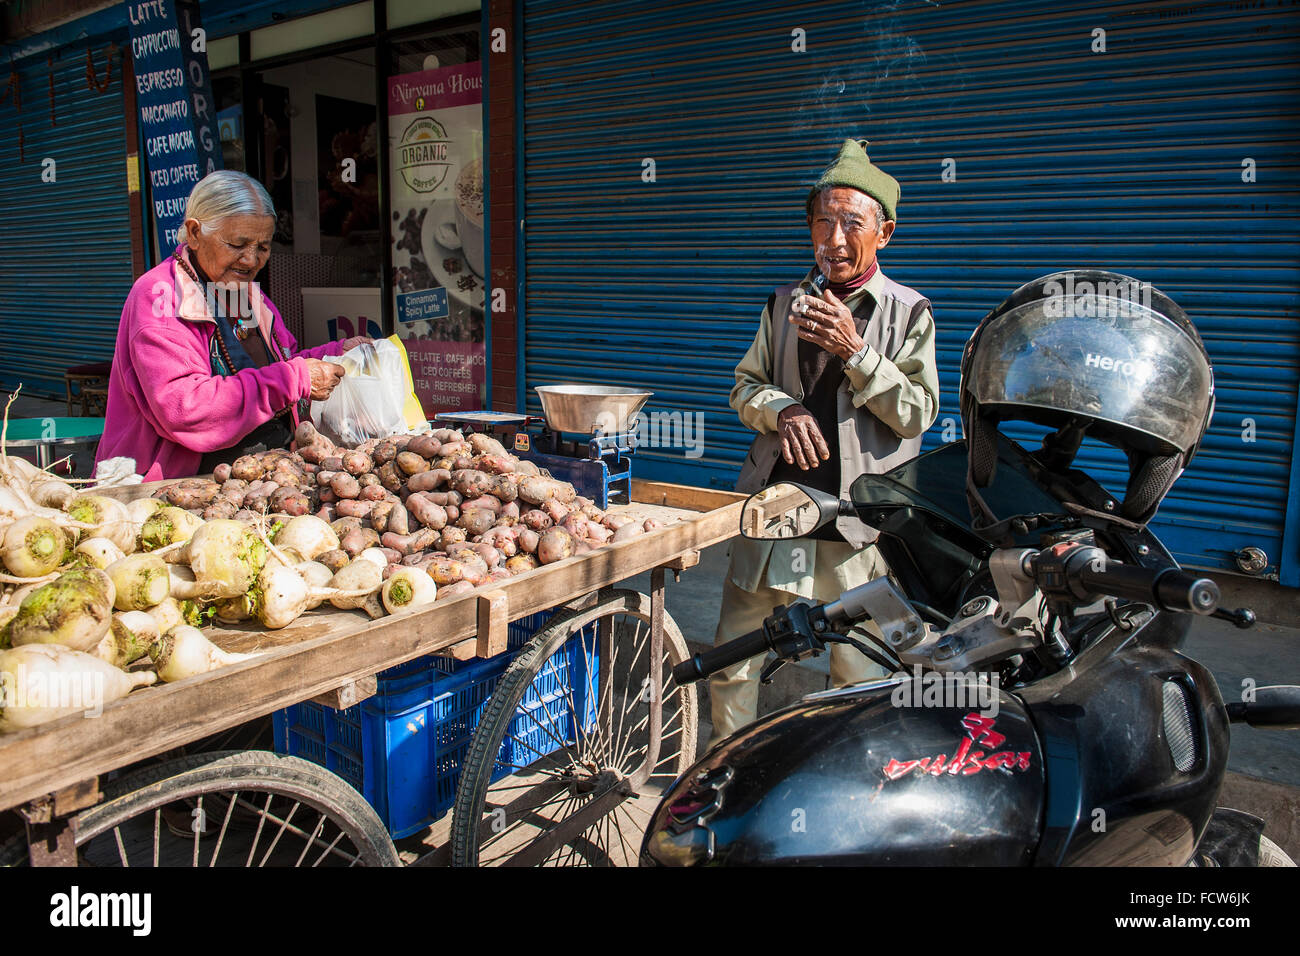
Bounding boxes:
673 627 771 685
1077 560 1219 615
676 551 1221 687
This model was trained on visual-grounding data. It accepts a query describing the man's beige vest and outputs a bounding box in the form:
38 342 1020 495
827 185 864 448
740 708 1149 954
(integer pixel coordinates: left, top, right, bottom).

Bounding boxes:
735 272 930 547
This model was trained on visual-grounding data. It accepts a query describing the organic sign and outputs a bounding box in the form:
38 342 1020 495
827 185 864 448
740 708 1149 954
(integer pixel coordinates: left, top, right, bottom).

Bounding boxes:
125 0 221 254
388 62 485 414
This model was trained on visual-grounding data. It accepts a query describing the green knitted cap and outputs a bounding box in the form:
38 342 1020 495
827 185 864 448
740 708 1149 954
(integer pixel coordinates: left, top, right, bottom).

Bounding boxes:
806 139 900 223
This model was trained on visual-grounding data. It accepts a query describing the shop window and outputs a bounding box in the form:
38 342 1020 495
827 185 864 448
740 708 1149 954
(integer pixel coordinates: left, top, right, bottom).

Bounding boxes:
212 76 245 172
260 83 294 247
253 48 382 348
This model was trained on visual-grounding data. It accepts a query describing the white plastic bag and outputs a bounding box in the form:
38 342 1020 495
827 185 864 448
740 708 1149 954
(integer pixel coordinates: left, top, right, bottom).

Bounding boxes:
92 456 143 487
311 340 409 447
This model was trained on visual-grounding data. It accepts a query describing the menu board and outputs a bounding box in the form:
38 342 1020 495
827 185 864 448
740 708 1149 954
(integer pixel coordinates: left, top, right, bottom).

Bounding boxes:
125 0 221 253
387 62 485 414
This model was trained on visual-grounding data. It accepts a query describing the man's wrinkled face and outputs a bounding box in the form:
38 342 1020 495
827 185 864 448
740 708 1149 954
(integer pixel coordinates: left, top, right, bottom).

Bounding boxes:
186 214 274 285
807 187 895 283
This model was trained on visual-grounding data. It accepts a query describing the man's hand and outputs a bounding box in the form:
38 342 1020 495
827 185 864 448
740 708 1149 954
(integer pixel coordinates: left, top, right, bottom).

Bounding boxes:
777 404 830 470
790 288 864 361
306 359 345 401
339 335 374 351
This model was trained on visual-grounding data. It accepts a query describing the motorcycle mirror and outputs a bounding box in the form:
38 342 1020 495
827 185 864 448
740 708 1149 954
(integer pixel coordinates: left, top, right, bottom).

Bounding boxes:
740 482 845 540
1225 685 1300 730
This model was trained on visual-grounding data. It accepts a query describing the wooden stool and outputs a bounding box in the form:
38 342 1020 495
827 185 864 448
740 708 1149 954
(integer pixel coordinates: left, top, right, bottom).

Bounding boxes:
63 361 112 416
81 386 109 417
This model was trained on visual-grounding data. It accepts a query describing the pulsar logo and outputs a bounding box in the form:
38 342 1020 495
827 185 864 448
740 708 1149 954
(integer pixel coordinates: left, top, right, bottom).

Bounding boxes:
881 712 1032 781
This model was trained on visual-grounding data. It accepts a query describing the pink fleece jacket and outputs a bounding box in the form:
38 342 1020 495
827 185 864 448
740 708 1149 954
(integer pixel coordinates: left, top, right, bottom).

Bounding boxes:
96 247 345 481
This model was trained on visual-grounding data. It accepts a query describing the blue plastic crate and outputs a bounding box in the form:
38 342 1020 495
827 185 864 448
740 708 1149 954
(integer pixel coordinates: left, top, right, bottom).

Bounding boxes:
273 611 598 839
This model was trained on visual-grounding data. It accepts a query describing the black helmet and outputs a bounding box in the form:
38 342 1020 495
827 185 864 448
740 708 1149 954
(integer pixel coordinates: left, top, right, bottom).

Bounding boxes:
960 270 1214 529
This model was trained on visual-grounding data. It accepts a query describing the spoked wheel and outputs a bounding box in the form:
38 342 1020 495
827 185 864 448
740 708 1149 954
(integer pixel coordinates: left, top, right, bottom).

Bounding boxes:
0 751 400 867
451 589 697 866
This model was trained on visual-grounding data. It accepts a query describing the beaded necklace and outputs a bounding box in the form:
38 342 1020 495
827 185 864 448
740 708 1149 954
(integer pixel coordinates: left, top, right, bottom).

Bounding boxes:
172 249 259 341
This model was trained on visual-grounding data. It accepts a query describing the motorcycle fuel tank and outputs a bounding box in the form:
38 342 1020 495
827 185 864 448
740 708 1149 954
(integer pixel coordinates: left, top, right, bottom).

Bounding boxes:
642 680 1045 866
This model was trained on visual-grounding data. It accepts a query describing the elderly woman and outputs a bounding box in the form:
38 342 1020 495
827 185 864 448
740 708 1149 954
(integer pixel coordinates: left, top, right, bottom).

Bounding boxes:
97 170 368 481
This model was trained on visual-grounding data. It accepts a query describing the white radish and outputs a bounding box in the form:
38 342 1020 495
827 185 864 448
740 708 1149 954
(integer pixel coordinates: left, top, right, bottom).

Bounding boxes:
147 596 184 636
166 564 221 603
186 519 267 598
361 589 386 619
95 611 160 667
2 516 65 578
354 548 388 569
215 593 254 624
74 537 125 570
256 565 310 629
149 625 254 682
105 553 171 611
381 567 437 615
298 561 334 609
0 644 157 732
30 478 76 510
8 569 116 652
4 453 45 485
254 564 374 630
0 496 91 538
66 494 136 553
4 582 40 609
263 546 306 572
126 497 164 529
328 560 383 610
273 515 339 561
139 506 203 552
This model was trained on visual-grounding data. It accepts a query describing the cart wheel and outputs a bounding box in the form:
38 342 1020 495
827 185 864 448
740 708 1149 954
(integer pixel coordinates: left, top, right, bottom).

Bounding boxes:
451 588 698 866
0 751 400 867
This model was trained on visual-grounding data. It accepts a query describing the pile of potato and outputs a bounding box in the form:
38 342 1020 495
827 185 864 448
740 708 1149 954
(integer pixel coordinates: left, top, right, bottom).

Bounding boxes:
153 422 664 604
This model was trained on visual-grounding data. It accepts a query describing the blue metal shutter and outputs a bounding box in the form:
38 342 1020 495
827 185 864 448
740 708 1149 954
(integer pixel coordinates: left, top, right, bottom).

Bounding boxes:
520 0 1300 582
0 38 134 398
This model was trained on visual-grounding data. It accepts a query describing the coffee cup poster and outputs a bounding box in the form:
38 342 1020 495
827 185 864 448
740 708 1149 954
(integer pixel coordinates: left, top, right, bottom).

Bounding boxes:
388 62 485 413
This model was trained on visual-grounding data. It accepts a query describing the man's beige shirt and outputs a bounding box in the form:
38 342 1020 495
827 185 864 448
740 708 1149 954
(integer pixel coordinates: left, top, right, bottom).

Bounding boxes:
728 267 939 596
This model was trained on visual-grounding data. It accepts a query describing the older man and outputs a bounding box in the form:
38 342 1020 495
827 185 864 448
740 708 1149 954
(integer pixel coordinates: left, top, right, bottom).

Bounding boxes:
709 139 940 745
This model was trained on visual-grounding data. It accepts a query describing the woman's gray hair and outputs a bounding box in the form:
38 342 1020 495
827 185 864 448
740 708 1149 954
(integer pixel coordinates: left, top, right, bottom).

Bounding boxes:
181 170 276 245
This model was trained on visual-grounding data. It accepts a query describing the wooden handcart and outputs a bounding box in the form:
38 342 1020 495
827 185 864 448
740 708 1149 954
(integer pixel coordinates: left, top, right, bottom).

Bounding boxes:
0 479 743 868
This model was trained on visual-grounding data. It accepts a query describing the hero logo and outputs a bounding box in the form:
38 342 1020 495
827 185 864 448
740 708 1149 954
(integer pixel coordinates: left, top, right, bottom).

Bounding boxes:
1085 353 1151 378
881 712 1032 780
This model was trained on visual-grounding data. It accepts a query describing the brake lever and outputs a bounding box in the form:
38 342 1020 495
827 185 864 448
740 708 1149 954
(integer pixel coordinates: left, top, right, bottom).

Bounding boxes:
1212 606 1256 629
758 601 828 682
759 657 787 685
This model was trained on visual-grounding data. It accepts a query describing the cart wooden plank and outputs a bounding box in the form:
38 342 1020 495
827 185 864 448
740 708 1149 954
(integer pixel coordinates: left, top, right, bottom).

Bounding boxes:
0 479 743 813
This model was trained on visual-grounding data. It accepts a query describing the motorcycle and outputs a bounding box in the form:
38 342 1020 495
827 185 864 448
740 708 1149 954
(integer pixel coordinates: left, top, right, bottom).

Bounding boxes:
640 432 1300 866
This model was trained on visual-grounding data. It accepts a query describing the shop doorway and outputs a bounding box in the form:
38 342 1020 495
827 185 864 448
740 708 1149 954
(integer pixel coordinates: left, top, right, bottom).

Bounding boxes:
203 14 484 414
211 47 382 348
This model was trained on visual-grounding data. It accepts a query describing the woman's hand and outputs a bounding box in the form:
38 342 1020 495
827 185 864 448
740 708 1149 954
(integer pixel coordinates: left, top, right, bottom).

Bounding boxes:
306 359 345 401
339 335 374 351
